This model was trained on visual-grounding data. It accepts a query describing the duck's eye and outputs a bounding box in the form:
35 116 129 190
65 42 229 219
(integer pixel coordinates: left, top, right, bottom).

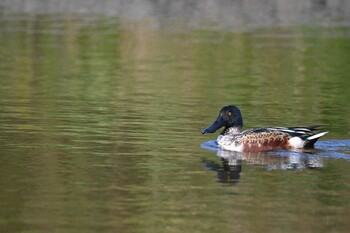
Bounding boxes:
227 111 233 117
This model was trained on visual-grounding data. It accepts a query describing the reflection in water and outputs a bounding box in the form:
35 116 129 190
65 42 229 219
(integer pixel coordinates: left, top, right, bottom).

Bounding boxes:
201 140 327 184
1 0 350 31
202 154 242 185
218 149 324 171
202 139 350 184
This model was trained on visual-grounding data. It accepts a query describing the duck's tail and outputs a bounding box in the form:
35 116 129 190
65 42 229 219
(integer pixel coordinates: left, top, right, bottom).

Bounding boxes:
304 131 329 148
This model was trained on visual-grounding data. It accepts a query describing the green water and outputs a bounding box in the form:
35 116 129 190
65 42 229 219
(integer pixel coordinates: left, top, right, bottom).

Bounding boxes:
0 13 350 233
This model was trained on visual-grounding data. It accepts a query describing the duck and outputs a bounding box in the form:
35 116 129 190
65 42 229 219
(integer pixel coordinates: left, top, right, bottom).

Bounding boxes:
201 105 328 152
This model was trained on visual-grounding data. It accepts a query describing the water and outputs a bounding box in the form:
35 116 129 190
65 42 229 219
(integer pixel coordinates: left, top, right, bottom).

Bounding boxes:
0 2 350 233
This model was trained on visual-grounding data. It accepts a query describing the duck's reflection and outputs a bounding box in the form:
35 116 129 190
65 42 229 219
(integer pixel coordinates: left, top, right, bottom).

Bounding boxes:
201 141 324 184
202 152 242 185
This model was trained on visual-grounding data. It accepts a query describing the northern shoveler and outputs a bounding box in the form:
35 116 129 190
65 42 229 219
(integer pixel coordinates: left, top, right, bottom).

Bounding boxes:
201 105 328 152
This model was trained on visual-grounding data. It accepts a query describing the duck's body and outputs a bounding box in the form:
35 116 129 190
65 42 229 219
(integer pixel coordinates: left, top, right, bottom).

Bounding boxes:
202 105 328 152
216 126 327 152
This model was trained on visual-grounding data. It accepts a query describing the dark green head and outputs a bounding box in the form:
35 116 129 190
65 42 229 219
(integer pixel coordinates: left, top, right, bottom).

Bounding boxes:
201 105 243 135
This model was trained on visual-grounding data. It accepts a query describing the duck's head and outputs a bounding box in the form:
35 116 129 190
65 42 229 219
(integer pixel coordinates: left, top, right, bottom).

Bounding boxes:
201 105 243 135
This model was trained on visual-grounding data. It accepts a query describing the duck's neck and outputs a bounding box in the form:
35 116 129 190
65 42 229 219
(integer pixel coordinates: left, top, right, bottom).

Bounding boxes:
220 126 242 135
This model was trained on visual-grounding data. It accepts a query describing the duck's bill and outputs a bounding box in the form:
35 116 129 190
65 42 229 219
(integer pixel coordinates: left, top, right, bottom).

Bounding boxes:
201 117 224 134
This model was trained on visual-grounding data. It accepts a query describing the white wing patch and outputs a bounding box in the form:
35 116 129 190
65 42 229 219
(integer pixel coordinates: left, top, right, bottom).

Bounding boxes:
293 127 312 132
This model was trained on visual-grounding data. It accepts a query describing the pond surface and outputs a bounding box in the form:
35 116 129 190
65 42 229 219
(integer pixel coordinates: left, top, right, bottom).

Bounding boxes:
0 3 350 233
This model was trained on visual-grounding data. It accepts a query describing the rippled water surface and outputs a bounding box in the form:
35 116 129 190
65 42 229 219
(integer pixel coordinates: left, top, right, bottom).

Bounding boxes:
1 3 350 233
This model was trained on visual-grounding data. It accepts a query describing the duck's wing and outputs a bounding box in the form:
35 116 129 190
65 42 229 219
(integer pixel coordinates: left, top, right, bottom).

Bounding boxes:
262 126 324 138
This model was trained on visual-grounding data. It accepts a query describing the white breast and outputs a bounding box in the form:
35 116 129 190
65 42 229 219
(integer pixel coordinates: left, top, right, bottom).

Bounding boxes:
217 135 243 152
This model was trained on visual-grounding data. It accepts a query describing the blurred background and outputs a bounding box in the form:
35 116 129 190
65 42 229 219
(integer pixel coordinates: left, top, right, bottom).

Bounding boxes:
0 1 349 233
